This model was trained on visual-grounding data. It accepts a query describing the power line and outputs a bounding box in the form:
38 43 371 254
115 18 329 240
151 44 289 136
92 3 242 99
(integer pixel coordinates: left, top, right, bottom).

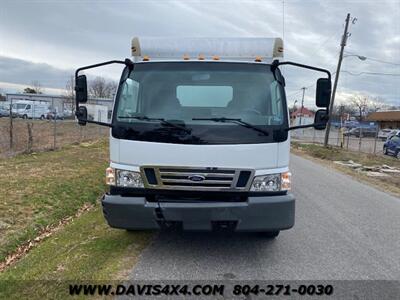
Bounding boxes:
344 51 400 66
287 67 399 101
341 70 400 76
286 82 319 98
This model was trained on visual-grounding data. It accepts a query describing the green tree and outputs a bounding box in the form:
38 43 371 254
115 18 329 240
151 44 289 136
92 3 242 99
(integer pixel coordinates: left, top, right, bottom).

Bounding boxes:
23 87 37 94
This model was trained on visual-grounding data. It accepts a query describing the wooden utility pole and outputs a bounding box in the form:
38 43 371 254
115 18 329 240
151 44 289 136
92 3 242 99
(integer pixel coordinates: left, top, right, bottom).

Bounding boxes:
324 13 351 147
9 102 13 150
298 87 306 125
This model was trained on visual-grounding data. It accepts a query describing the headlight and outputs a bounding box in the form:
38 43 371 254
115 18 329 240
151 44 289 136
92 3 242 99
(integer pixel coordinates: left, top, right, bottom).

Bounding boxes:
106 167 144 188
117 170 144 188
250 171 291 192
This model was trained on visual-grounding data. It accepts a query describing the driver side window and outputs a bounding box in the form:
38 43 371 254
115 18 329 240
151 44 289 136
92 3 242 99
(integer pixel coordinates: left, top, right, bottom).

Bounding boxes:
118 78 140 116
270 81 283 120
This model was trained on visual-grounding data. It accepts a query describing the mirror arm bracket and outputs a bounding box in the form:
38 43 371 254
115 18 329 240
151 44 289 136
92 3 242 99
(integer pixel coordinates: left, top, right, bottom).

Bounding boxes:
79 119 113 128
74 58 134 108
271 60 331 80
74 59 133 79
74 58 134 126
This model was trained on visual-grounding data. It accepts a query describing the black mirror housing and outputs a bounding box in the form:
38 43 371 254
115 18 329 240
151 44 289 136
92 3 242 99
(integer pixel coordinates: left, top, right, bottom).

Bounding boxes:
314 109 329 130
75 75 88 103
76 106 88 126
316 78 331 108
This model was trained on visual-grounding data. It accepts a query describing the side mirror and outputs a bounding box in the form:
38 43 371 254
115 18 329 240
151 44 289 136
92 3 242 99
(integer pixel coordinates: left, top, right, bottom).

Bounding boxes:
75 75 88 103
76 106 87 126
314 109 329 130
316 78 331 108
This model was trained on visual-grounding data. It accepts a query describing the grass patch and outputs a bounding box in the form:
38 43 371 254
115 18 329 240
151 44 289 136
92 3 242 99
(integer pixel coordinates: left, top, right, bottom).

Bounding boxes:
0 140 109 261
0 206 153 299
292 142 400 197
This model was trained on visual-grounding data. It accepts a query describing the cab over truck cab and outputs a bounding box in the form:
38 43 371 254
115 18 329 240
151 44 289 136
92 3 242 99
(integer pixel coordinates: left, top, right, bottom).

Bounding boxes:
75 37 331 237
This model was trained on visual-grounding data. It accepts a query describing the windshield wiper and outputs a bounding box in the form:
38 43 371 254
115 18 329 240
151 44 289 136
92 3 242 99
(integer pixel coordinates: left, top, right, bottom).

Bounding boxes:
118 115 191 134
192 117 269 136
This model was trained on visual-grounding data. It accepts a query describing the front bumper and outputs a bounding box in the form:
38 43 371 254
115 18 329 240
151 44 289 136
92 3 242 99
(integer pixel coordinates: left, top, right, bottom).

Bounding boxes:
101 193 295 232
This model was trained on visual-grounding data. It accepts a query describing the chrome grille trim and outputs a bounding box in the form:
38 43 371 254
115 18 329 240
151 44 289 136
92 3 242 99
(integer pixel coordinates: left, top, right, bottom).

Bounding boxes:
140 166 254 191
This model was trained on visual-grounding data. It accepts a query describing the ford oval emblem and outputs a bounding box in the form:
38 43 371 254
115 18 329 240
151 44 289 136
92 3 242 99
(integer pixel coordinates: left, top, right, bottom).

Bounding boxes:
188 175 206 182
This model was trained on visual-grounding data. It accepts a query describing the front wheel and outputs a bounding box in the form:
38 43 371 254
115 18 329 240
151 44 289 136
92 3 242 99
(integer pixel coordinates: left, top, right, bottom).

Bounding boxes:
383 146 388 155
396 150 400 159
259 231 280 239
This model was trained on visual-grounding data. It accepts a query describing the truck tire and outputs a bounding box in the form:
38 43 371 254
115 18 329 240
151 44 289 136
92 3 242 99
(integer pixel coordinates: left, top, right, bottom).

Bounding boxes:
22 114 28 119
40 115 45 120
396 150 400 159
259 231 280 238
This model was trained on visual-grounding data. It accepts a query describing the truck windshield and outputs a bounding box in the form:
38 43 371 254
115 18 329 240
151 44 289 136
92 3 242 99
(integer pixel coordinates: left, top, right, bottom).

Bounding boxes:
113 62 288 144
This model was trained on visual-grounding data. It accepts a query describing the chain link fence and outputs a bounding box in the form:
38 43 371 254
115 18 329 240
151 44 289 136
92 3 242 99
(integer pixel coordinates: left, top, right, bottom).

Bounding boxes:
0 99 108 158
291 127 385 155
0 97 387 158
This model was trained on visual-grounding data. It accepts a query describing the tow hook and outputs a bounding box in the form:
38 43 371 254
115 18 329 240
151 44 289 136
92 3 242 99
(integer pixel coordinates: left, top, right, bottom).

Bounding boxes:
155 206 164 220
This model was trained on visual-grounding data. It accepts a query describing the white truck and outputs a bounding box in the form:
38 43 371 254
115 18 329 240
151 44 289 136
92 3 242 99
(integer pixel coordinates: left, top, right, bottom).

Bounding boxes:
74 37 331 237
11 100 49 119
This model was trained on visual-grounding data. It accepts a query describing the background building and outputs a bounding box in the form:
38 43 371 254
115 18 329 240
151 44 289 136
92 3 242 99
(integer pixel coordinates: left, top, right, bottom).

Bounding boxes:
290 107 315 126
367 111 400 129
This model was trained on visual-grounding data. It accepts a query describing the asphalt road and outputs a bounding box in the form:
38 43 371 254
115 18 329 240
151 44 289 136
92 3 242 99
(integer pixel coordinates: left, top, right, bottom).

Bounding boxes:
129 154 400 280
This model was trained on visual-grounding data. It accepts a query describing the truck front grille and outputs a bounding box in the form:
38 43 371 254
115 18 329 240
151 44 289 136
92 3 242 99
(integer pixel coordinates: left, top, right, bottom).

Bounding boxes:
141 166 254 191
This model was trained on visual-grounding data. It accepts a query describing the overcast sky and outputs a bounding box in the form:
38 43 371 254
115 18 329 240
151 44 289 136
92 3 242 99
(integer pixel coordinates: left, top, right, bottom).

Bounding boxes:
0 0 399 108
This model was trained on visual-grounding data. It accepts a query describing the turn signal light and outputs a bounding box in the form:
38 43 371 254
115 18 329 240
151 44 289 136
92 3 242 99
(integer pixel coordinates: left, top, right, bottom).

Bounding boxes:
106 167 115 186
281 172 291 191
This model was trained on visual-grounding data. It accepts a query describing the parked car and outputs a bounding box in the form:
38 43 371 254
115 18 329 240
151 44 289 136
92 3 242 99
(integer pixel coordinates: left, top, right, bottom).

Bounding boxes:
63 109 74 118
344 127 377 138
378 129 399 141
343 120 359 129
378 129 393 140
383 133 400 158
0 106 9 117
46 110 64 120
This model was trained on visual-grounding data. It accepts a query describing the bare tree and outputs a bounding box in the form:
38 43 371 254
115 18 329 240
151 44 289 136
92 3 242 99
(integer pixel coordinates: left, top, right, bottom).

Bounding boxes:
88 77 117 98
350 94 371 121
63 75 75 113
31 80 43 94
23 81 43 94
369 97 385 113
330 104 353 122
